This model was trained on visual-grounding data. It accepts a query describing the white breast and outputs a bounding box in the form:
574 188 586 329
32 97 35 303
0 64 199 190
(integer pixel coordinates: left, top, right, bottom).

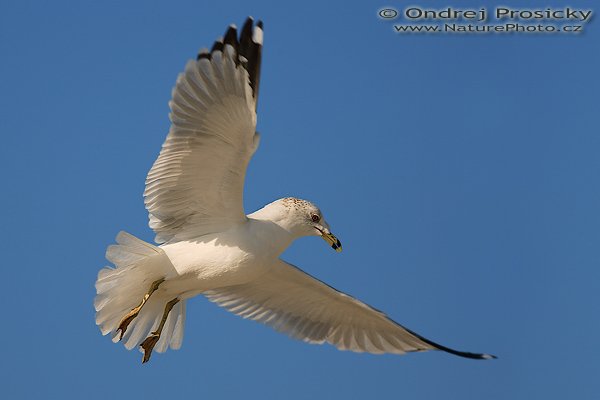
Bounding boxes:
158 219 290 296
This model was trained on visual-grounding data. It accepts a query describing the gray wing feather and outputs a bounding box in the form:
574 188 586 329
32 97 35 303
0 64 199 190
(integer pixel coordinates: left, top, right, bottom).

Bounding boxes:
205 259 495 359
205 259 436 355
145 19 263 243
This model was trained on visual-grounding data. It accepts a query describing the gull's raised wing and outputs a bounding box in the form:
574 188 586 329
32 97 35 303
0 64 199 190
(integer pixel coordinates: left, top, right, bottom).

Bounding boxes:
205 259 495 359
145 18 263 243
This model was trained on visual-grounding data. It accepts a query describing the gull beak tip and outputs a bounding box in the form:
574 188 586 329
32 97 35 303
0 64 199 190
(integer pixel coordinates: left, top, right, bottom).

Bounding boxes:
321 231 342 253
332 238 342 253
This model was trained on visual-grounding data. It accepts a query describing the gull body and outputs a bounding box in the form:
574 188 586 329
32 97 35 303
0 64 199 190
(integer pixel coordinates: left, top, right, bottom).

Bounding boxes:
94 17 495 363
159 199 328 296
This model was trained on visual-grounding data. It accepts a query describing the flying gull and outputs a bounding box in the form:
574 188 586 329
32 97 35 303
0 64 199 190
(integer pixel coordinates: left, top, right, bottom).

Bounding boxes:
94 17 496 363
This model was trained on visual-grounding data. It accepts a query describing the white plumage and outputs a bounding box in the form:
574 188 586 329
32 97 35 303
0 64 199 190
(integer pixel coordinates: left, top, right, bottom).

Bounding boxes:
94 17 495 363
96 232 186 353
145 47 258 244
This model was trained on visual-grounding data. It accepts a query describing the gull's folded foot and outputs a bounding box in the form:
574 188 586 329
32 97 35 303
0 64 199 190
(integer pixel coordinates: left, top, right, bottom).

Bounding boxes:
139 297 180 364
140 333 160 363
116 278 165 341
116 307 141 341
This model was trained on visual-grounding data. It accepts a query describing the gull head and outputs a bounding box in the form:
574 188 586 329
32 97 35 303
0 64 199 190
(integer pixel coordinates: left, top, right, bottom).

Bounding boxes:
261 197 342 252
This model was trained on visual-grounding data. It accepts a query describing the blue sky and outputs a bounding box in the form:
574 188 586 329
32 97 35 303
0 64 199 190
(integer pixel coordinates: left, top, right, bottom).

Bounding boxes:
1 0 599 398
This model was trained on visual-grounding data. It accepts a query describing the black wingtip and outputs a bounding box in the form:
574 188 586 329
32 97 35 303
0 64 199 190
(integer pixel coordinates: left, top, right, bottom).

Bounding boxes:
413 332 497 360
197 48 210 61
443 349 498 360
211 38 224 53
240 18 254 45
223 25 239 49
196 18 263 107
400 324 496 360
237 17 263 105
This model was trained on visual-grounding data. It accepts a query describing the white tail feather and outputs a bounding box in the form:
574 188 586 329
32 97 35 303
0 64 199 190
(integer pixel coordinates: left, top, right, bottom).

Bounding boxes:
95 231 186 354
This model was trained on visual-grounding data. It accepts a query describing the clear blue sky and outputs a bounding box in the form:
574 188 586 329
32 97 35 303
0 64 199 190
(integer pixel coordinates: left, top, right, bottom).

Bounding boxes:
1 0 598 398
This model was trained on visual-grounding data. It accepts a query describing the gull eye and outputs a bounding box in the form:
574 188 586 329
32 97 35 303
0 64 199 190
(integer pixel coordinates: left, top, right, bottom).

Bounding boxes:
311 214 320 223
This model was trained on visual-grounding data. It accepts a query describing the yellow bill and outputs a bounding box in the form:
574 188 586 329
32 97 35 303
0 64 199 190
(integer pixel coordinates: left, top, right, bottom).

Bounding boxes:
321 231 342 252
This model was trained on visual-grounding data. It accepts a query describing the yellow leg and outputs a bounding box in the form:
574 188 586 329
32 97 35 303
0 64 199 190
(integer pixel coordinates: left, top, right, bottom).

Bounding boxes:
116 278 164 341
140 297 180 364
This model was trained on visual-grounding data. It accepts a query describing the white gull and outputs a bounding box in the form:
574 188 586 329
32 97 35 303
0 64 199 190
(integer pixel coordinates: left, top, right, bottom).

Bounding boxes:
94 17 495 363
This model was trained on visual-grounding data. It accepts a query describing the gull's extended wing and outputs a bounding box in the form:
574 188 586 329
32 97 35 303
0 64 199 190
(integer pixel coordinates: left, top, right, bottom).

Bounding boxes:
145 18 263 243
205 259 495 359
